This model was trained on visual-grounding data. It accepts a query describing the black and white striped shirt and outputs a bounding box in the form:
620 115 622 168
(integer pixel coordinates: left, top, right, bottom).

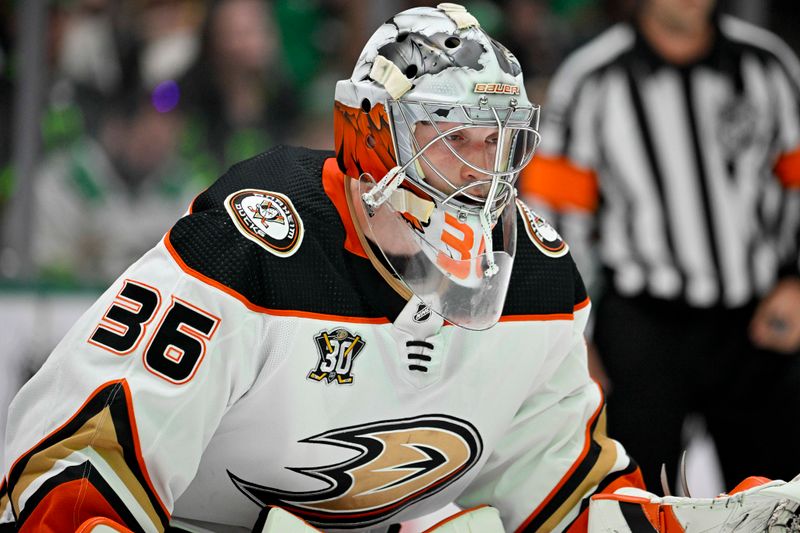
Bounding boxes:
522 15 800 308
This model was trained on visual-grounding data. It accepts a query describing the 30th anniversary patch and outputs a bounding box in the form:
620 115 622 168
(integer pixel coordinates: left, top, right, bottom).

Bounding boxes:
224 189 304 257
308 328 365 385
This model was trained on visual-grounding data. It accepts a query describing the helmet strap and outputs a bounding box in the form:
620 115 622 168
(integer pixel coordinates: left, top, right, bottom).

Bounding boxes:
369 56 412 99
478 208 499 277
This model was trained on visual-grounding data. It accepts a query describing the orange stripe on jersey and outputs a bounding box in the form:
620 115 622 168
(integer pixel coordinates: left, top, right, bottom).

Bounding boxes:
116 379 170 522
564 511 589 533
18 480 126 533
519 155 599 212
499 313 574 323
574 297 591 312
516 387 616 532
775 146 800 188
163 231 389 324
322 158 369 259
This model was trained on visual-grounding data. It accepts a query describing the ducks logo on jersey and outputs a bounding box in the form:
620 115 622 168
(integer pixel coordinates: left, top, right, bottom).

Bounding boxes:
228 415 483 528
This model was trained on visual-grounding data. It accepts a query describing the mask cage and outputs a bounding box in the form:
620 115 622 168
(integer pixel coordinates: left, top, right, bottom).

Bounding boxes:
389 99 540 219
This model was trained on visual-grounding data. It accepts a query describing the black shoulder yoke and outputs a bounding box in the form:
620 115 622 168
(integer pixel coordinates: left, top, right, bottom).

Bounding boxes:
503 208 587 317
168 146 391 318
169 146 586 319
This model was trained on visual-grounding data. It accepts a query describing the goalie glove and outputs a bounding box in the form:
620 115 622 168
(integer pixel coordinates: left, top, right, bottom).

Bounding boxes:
588 475 800 532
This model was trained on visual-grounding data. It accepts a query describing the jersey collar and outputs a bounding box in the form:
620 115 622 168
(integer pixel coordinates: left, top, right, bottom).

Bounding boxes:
322 158 368 259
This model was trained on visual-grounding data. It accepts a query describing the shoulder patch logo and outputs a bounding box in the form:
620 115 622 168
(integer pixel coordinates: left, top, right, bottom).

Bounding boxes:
516 199 569 258
308 328 365 385
224 189 304 257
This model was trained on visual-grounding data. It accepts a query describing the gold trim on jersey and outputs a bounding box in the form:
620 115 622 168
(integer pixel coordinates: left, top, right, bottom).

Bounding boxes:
535 409 617 532
6 381 168 531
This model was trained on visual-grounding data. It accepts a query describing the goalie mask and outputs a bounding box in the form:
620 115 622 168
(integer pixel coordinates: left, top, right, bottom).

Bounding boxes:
334 3 541 330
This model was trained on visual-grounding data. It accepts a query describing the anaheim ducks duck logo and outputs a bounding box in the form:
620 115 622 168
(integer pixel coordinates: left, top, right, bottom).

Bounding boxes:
224 189 304 257
516 199 569 258
228 415 483 528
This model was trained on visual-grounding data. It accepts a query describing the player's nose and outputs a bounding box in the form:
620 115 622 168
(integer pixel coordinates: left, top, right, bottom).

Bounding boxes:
458 147 491 193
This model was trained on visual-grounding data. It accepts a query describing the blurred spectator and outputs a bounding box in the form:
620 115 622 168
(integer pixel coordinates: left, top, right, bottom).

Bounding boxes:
0 7 11 222
273 0 366 150
135 0 204 88
499 0 612 102
41 1 114 147
111 0 205 92
178 0 299 179
0 1 114 263
521 0 800 492
31 93 194 286
58 0 121 96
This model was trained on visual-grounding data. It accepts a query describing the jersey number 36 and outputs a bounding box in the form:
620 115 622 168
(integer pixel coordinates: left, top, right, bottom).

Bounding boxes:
88 279 221 385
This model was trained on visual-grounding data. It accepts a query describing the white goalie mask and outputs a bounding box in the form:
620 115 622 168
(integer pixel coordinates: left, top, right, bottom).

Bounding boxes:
333 3 541 330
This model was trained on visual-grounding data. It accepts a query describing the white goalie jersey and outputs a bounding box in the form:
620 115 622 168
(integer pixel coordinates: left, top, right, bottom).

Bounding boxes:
1 147 640 533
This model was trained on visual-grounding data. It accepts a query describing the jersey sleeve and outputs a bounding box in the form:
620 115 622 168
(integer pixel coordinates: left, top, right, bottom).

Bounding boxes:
0 237 267 532
455 299 644 532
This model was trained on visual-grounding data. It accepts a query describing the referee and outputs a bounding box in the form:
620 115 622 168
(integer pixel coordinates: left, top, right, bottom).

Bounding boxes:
521 0 800 492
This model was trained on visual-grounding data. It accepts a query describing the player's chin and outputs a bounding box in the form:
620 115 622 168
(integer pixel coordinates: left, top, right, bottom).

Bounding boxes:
453 184 491 205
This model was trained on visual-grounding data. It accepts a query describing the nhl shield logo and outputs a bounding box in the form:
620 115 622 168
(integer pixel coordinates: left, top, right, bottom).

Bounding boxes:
224 189 304 257
413 304 431 323
308 328 365 385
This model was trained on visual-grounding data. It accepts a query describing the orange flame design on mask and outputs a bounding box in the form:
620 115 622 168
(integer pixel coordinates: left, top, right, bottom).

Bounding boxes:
334 101 397 181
